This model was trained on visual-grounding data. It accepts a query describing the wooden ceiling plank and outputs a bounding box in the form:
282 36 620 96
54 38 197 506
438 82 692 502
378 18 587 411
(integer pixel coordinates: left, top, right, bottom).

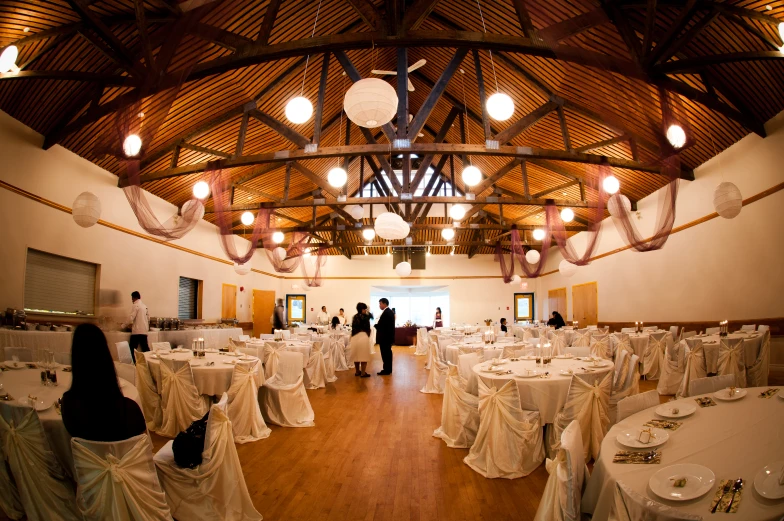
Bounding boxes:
402 0 442 32
531 179 579 198
179 142 232 158
645 0 700 66
574 134 629 153
472 158 519 195
494 100 559 144
509 0 539 40
345 0 383 31
538 8 609 43
235 183 282 203
407 48 468 140
655 8 720 65
410 106 460 190
193 22 254 52
257 0 283 44
249 109 311 148
291 161 341 198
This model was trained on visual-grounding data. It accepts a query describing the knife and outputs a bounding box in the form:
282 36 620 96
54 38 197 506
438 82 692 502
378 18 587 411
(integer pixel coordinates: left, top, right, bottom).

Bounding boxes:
712 481 732 513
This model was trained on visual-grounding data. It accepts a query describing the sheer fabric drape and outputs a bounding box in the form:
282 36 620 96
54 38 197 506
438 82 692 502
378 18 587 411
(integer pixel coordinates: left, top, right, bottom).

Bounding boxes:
227 360 271 444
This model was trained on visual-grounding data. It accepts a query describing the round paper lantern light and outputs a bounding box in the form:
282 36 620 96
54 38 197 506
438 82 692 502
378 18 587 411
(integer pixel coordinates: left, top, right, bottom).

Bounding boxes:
559 259 578 278
292 283 300 290
532 228 546 241
180 199 205 222
520 281 529 290
441 227 455 241
240 211 254 226
510 274 521 284
123 134 142 157
449 204 466 221
486 92 515 121
362 228 376 241
666 124 687 149
525 249 540 264
374 212 409 240
713 182 743 219
347 205 365 220
193 181 210 200
462 165 482 187
303 284 312 292
72 191 101 228
395 261 412 277
344 78 398 128
285 96 313 124
603 175 620 194
273 246 287 260
607 194 632 217
327 167 347 187
560 208 574 223
234 263 251 275
272 231 285 243
0 45 19 73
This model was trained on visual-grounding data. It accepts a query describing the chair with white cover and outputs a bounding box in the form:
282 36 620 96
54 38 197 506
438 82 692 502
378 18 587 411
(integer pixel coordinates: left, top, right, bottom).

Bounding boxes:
550 331 567 356
612 333 633 358
522 329 534 343
463 379 544 479
135 350 163 432
227 338 246 352
589 334 611 359
303 347 328 389
617 390 659 423
705 327 720 335
0 448 23 521
321 340 338 383
608 351 640 424
740 324 756 332
3 347 32 362
547 371 612 462
657 338 686 395
274 329 290 340
747 330 771 387
758 324 770 334
717 337 746 387
501 344 518 359
533 420 587 521
642 332 667 380
157 358 209 438
620 327 636 333
151 342 172 351
421 340 448 394
571 329 591 348
114 361 136 386
71 433 172 521
262 341 284 379
643 326 658 331
669 326 680 338
154 394 262 521
54 352 71 365
677 338 707 398
433 366 480 449
115 342 134 364
238 334 250 342
415 327 429 356
260 351 314 427
688 374 736 396
329 337 349 372
0 401 81 521
607 481 702 521
457 352 481 396
682 330 697 340
258 334 274 340
227 360 270 443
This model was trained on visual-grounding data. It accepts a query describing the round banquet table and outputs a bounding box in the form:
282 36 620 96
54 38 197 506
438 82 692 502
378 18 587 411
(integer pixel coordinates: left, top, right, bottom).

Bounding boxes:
583 386 784 520
609 331 666 359
144 350 260 396
0 367 139 477
694 331 762 374
444 342 505 365
244 340 312 367
472 358 614 423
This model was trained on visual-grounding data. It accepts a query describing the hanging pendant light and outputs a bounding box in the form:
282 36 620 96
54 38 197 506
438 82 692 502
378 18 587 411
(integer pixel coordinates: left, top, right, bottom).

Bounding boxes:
234 263 251 275
462 165 482 187
395 261 412 277
327 167 347 187
240 211 255 226
193 181 210 200
486 92 515 121
441 227 455 241
72 192 101 228
285 96 313 124
272 231 285 243
273 246 287 260
347 205 365 220
559 259 578 278
525 249 540 264
560 208 574 223
532 228 546 241
602 175 620 194
362 228 376 241
713 182 743 219
449 204 466 221
123 134 142 157
343 78 398 128
374 212 409 240
0 45 19 73
666 124 687 149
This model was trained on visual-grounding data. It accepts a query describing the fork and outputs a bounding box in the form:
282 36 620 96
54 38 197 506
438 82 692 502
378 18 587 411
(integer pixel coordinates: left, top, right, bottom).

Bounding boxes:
712 481 733 513
725 478 743 513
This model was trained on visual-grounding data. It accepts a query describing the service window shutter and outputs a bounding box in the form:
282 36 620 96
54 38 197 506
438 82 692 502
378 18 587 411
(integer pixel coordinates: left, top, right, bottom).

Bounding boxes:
24 249 97 315
178 277 198 319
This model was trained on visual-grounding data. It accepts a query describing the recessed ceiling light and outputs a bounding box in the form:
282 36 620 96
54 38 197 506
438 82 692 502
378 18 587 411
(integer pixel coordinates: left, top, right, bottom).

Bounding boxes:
562 192 567 195
766 5 772 10
23 27 29 32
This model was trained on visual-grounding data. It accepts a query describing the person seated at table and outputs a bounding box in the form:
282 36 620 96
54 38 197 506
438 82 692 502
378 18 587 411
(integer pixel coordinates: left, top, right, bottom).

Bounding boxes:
331 316 341 330
500 318 508 333
547 311 566 329
336 308 346 326
62 323 146 442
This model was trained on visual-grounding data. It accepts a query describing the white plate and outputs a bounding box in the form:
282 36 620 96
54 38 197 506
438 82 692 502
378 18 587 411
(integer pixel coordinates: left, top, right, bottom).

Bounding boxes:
559 370 575 376
754 461 784 499
514 370 541 378
616 427 670 449
223 360 238 365
19 398 51 411
649 464 716 501
713 388 747 401
655 402 697 419
2 361 24 369
555 354 574 359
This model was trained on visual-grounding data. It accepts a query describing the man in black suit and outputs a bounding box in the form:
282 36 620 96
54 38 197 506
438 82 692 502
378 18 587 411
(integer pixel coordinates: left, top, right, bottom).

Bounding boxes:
374 298 395 375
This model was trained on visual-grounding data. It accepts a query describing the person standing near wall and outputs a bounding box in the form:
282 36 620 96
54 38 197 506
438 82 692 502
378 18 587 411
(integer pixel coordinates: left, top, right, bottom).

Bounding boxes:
272 298 286 333
125 291 149 363
374 298 395 375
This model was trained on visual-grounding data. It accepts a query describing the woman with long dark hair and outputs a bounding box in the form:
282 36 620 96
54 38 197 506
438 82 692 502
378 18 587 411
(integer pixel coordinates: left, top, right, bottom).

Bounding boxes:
62 323 146 441
349 302 372 378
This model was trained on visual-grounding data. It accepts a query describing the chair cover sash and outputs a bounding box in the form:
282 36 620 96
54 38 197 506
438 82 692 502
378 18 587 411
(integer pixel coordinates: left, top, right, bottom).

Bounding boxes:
260 351 315 427
746 331 770 387
330 337 350 372
135 352 163 432
550 333 567 357
303 350 328 389
642 332 666 380
589 335 611 359
158 359 208 438
262 342 282 379
657 337 685 395
421 340 448 394
227 360 271 444
676 338 706 398
322 340 338 382
433 367 480 448
717 338 746 387
534 420 586 521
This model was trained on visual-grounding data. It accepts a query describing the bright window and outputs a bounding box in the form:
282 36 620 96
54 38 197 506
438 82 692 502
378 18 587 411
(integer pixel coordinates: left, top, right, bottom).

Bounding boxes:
370 286 450 327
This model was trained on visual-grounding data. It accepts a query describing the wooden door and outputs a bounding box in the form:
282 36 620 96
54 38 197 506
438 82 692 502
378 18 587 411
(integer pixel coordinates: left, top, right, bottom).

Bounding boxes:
572 282 598 326
253 290 276 337
221 283 237 319
548 287 567 317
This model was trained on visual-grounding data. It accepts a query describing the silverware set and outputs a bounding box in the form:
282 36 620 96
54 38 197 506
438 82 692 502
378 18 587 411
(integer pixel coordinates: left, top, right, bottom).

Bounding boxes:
712 478 743 513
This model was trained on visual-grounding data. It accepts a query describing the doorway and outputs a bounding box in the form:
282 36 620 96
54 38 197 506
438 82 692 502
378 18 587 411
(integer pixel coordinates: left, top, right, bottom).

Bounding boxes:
221 283 237 319
253 289 276 337
514 293 535 322
572 282 598 326
548 287 567 318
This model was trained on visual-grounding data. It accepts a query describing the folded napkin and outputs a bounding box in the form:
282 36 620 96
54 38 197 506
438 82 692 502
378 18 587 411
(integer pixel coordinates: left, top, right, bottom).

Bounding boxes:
613 450 661 464
710 479 743 514
695 396 717 408
643 419 682 431
758 388 780 399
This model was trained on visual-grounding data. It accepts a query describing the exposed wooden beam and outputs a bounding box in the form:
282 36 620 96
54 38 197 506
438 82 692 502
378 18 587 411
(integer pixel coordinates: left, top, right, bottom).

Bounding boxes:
539 8 609 43
653 8 720 64
557 105 572 152
290 162 342 198
235 111 249 158
408 48 468 140
312 53 331 145
193 22 253 51
494 101 559 144
521 160 531 200
345 0 383 30
402 0 442 31
641 0 657 57
249 109 311 148
472 159 519 195
532 180 580 198
574 134 629 153
179 142 232 159
235 184 282 203
409 107 460 190
645 0 700 66
510 0 540 40
257 0 283 44
472 49 492 142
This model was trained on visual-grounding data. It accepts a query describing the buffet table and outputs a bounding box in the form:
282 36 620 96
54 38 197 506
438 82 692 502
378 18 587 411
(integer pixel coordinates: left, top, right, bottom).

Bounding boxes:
394 326 420 346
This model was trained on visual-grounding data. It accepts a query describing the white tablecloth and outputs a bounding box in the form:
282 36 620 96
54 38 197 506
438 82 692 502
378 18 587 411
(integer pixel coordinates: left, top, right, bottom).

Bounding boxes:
583 386 784 520
696 332 762 374
472 358 614 423
144 350 259 396
444 343 505 365
156 328 243 350
0 329 161 357
0 367 139 477
244 340 313 368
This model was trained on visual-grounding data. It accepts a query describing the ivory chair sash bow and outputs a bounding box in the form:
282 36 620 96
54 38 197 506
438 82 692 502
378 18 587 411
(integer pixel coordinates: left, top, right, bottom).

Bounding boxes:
71 434 172 521
534 420 588 521
607 481 702 521
616 390 659 423
227 360 271 443
717 337 747 387
642 332 668 380
303 348 328 390
321 340 338 383
676 338 707 398
571 330 591 348
421 340 448 394
608 352 640 425
589 334 611 360
0 402 82 521
746 330 771 387
550 332 567 357
415 328 430 356
134 350 163 432
547 372 612 462
260 351 315 427
433 366 480 449
657 338 686 395
463 379 544 479
157 358 209 438
114 342 134 364
262 341 284 380
688 374 736 396
154 395 263 521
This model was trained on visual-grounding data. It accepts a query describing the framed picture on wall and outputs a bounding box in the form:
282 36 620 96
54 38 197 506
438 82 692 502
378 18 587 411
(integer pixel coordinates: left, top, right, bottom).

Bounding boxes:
286 294 306 324
514 293 535 322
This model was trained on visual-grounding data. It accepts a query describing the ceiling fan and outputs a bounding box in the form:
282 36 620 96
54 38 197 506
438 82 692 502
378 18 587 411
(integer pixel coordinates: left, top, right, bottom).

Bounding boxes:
394 114 424 138
371 59 426 91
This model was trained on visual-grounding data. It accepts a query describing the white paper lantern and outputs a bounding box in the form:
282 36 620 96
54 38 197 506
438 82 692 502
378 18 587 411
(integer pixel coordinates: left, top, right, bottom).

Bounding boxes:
285 96 313 124
395 261 412 277
532 228 546 241
449 204 466 221
123 134 142 157
486 92 515 121
362 228 376 241
180 199 205 222
240 211 254 226
560 208 574 223
666 124 686 149
193 181 210 200
607 194 632 217
525 249 540 264
343 78 398 128
462 165 482 187
0 45 19 73
291 283 300 290
603 175 620 194
347 205 365 220
559 259 578 278
273 246 287 260
441 227 455 241
272 231 285 243
234 263 251 275
510 274 521 284
713 182 742 219
374 212 409 240
72 191 101 228
327 167 347 187
303 284 312 292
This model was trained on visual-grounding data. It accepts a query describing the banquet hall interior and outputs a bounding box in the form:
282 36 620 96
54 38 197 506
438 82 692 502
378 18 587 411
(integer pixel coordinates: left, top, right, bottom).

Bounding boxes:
0 0 782 519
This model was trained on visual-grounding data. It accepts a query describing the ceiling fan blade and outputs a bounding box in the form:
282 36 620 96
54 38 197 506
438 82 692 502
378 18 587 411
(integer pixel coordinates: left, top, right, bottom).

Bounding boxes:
408 59 426 72
408 113 413 122
407 78 415 91
371 70 397 75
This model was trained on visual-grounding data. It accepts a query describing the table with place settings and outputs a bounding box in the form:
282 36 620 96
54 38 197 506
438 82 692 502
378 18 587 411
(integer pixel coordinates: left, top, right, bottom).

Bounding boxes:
143 349 260 396
471 357 614 423
244 339 314 367
443 339 517 365
693 331 763 373
583 386 784 520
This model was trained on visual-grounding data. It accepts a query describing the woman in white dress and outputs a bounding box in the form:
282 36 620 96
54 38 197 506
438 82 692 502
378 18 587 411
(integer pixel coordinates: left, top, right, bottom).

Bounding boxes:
349 302 372 378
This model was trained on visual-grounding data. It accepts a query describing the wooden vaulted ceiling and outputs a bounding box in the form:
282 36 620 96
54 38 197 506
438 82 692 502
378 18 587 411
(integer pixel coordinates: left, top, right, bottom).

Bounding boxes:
1 0 783 256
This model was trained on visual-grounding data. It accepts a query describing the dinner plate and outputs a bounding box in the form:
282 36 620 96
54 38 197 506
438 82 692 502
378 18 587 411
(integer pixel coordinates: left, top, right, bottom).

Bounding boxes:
223 360 238 365
554 354 574 359
655 402 697 419
649 464 716 501
713 388 747 401
559 370 575 376
754 461 784 499
616 427 669 449
2 361 24 369
514 370 541 378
